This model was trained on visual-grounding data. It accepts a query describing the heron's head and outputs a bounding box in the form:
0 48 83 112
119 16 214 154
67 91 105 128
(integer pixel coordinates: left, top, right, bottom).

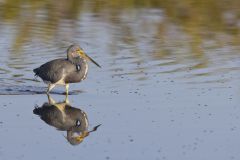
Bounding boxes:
66 131 89 145
67 44 101 68
65 124 101 146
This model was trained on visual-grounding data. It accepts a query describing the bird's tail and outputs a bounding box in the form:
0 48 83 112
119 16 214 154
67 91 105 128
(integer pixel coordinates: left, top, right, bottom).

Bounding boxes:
33 68 39 77
33 105 42 115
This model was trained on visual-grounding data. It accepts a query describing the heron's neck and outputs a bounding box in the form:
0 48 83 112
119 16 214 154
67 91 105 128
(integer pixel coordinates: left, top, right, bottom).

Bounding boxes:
67 57 83 65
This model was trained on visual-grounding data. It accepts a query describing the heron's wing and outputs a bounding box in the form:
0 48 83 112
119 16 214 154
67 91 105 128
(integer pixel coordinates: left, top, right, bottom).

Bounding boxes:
34 59 75 83
64 60 88 83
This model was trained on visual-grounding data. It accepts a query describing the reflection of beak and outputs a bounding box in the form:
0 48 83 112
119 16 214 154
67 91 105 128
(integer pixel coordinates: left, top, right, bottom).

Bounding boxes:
75 132 89 142
78 50 101 68
74 124 101 142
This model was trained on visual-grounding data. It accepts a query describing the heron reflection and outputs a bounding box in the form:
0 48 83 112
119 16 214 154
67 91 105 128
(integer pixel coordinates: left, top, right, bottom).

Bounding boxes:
33 95 101 145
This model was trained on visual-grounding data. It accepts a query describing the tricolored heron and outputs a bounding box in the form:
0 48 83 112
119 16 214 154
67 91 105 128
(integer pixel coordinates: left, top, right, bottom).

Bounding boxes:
33 44 101 94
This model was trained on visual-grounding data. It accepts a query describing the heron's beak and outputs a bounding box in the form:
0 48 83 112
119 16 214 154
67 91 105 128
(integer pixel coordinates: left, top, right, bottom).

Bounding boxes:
85 53 101 68
77 50 101 68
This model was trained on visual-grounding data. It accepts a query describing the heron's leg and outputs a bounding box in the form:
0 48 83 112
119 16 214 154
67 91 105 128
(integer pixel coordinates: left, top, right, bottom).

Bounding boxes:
47 94 56 104
47 84 55 94
65 94 69 104
65 84 69 95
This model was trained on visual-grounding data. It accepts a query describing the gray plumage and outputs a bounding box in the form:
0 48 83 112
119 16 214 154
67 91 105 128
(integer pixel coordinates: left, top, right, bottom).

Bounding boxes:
33 44 101 94
33 101 88 131
33 58 88 84
33 97 101 145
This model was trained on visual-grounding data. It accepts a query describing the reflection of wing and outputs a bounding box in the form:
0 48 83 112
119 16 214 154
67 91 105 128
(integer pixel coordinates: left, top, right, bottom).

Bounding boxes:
65 105 89 129
33 103 64 129
33 101 89 131
33 95 100 146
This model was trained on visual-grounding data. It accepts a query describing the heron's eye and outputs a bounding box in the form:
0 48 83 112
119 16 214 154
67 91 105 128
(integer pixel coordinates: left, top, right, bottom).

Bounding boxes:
76 65 81 71
76 120 81 126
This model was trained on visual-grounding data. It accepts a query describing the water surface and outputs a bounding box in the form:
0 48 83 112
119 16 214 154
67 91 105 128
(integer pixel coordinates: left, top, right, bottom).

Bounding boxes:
0 0 240 160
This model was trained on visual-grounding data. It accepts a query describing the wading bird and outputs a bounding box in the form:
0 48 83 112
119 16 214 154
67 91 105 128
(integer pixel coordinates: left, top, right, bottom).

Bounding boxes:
33 95 101 145
33 45 101 94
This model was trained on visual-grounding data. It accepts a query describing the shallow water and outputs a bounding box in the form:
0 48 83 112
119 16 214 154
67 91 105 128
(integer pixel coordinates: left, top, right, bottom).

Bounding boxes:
0 0 240 160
